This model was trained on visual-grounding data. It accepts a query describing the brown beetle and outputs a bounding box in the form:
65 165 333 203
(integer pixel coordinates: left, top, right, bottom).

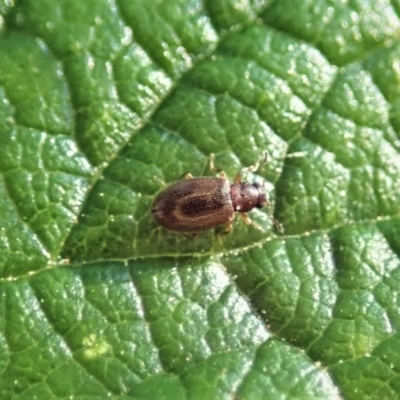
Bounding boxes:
151 153 282 234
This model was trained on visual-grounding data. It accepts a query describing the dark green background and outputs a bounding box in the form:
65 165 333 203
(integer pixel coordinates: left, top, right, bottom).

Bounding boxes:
1 0 400 399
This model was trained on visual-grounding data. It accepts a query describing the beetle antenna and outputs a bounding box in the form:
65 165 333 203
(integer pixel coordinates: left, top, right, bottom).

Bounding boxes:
258 152 284 233
264 198 284 233
270 211 284 233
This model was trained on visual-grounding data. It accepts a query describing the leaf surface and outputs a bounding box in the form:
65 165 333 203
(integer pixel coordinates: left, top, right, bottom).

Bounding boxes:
1 1 400 399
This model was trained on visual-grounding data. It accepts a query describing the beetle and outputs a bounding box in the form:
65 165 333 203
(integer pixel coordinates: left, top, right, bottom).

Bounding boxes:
151 153 282 234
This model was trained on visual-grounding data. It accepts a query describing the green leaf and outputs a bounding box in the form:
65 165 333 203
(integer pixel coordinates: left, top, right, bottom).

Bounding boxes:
1 1 400 399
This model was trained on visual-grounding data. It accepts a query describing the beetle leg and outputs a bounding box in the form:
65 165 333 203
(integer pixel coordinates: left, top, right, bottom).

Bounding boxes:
239 212 265 232
234 164 255 183
240 212 269 233
216 217 235 237
234 171 242 183
218 170 227 178
215 224 229 244
222 220 233 235
209 153 216 171
209 153 227 178
235 152 268 183
239 208 283 233
176 171 194 180
239 213 252 225
234 166 256 183
153 175 166 186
